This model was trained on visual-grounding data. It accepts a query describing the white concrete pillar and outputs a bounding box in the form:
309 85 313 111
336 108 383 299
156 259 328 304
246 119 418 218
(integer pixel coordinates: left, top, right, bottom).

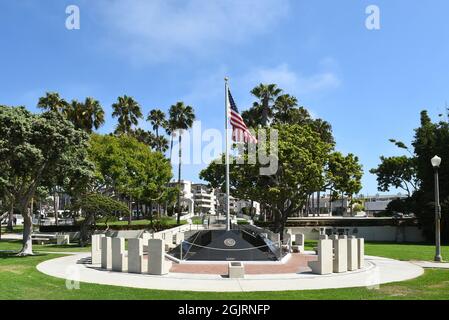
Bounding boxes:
307 235 333 275
91 234 104 264
57 234 70 245
128 238 147 273
141 232 151 242
148 239 169 275
175 232 184 245
357 238 365 269
331 235 348 273
152 232 163 240
164 231 173 243
112 237 128 272
347 236 358 271
294 233 305 252
270 233 281 244
101 236 112 270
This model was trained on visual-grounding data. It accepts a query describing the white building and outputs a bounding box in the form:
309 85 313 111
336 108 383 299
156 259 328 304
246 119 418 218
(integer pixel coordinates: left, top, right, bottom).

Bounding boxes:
168 180 194 216
363 194 407 215
215 192 260 217
192 183 217 215
168 180 260 218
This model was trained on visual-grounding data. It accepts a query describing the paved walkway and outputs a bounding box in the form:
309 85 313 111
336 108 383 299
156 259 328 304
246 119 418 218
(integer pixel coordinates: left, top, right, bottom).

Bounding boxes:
36 253 424 292
170 254 315 275
411 261 449 269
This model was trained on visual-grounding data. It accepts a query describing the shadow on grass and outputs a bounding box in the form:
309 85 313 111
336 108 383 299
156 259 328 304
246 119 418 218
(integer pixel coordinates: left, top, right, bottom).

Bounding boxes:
0 251 49 259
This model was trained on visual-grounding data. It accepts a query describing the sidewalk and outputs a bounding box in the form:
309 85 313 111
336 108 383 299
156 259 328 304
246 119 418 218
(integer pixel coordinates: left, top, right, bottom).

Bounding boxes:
411 261 449 269
36 253 424 292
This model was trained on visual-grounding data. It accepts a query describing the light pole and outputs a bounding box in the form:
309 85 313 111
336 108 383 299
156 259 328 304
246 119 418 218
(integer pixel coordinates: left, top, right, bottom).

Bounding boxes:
431 155 443 262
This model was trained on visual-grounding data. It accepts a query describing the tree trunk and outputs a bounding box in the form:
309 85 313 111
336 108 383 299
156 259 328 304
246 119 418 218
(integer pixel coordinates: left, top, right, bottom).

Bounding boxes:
311 192 315 216
177 134 182 225
317 190 321 216
262 97 269 126
54 190 59 226
18 205 33 256
79 213 94 247
7 201 14 232
128 196 132 225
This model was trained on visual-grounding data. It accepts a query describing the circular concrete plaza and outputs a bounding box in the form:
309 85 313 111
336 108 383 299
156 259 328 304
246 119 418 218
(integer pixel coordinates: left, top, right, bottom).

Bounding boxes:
37 253 424 292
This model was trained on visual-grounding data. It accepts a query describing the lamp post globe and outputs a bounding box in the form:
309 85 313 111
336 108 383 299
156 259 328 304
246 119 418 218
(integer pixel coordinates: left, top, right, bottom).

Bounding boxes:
431 155 442 168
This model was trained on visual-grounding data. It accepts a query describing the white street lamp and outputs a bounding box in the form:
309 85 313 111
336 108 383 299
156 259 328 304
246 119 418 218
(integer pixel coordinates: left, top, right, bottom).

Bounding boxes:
431 155 442 168
431 155 443 262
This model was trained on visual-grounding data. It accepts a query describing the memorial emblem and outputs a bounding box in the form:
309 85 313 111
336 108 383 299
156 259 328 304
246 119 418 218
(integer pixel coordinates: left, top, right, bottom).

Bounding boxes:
224 238 236 247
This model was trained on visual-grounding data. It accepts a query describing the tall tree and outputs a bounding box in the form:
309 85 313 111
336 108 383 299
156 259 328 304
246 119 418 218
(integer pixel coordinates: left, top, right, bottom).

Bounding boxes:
326 152 363 215
66 97 105 133
112 95 143 135
370 156 418 196
88 134 173 225
37 92 69 114
72 193 130 246
147 109 167 151
250 83 282 126
168 102 195 224
273 94 298 124
0 106 93 255
201 124 336 234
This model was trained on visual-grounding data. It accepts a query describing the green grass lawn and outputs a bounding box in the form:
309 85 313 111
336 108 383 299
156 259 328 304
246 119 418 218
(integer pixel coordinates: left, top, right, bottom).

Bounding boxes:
1 224 24 233
1 239 449 300
0 239 90 253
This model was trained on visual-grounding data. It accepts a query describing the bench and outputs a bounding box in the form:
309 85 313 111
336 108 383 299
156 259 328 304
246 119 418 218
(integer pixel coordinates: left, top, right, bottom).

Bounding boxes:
32 237 52 245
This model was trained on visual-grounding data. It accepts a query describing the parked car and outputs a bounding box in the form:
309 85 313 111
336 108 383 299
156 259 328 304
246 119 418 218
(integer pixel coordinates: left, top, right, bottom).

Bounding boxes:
392 212 404 219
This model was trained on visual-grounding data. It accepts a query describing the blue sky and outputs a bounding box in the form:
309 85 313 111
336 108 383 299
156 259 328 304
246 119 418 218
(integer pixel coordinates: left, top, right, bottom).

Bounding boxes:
1 0 449 195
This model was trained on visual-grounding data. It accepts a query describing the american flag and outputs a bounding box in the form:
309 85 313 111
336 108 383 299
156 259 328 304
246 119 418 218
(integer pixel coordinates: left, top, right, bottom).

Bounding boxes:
228 89 257 144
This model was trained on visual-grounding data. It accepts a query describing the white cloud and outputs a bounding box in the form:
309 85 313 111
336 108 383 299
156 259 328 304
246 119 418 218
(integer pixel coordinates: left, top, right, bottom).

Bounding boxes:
95 0 289 63
239 63 341 97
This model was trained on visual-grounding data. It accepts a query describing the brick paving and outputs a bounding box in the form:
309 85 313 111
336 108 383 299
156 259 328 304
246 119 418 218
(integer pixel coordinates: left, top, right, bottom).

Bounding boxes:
169 253 317 275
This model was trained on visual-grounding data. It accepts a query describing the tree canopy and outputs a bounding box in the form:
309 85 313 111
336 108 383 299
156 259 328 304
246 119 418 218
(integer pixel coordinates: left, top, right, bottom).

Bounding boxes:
0 106 93 254
201 83 363 232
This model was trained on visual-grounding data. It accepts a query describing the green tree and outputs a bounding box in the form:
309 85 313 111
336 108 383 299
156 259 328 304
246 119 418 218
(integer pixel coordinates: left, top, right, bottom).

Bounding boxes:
272 94 298 124
112 95 143 135
370 156 418 196
64 98 105 133
147 109 167 152
249 83 282 126
201 124 334 234
71 193 129 246
168 102 195 224
37 92 69 114
0 106 93 255
326 152 363 215
412 111 449 241
245 83 282 127
88 134 173 224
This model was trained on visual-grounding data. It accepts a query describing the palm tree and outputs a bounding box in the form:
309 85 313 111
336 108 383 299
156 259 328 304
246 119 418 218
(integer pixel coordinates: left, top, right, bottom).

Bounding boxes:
112 95 143 135
83 97 105 133
64 98 105 133
169 102 195 224
147 109 167 151
151 135 169 153
273 94 298 124
132 128 153 146
37 92 69 114
250 84 282 126
165 120 178 162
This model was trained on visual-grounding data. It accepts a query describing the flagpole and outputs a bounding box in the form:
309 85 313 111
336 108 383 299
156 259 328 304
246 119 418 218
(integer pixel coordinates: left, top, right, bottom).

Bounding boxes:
224 77 231 231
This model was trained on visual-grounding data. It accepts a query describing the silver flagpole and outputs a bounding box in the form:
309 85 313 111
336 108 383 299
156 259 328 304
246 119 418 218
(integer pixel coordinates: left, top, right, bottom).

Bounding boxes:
224 77 231 231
